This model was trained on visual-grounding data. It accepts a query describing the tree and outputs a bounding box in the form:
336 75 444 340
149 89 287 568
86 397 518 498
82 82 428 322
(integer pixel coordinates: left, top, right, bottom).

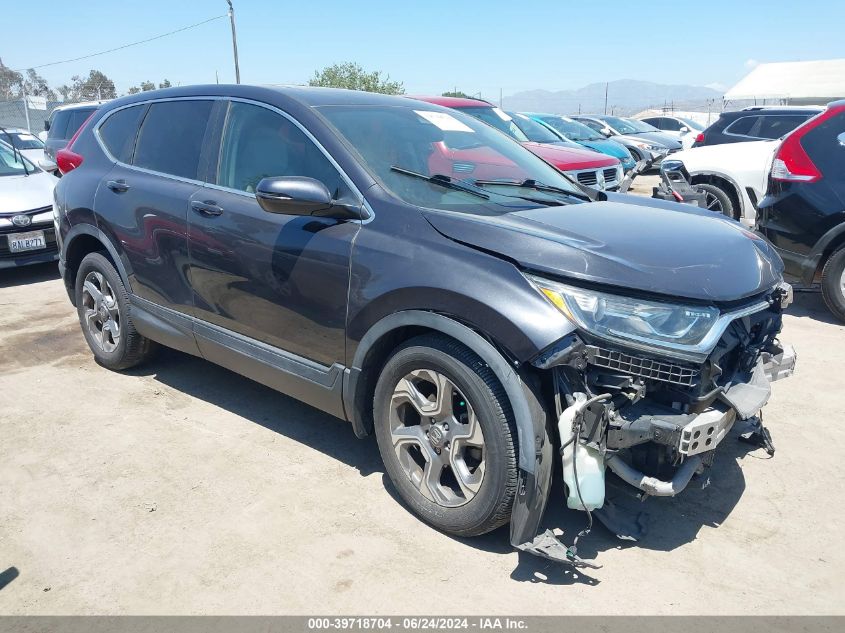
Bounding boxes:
24 69 56 100
0 58 23 99
58 70 117 101
309 62 404 95
442 90 471 99
126 79 171 95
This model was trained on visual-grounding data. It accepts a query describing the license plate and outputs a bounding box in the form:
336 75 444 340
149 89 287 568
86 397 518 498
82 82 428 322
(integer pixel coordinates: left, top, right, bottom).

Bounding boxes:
8 230 46 253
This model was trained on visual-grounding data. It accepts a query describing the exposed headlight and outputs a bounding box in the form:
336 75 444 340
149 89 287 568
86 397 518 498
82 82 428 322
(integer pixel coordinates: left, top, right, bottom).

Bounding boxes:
635 142 667 152
526 275 722 361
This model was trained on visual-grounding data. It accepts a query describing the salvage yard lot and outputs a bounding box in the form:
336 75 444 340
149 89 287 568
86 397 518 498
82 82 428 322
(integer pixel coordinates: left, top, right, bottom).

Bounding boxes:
1 228 844 615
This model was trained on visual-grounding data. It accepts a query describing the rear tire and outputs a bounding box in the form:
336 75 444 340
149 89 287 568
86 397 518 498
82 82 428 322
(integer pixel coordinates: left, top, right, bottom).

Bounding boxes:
75 252 157 370
693 183 734 218
373 334 518 537
820 247 845 323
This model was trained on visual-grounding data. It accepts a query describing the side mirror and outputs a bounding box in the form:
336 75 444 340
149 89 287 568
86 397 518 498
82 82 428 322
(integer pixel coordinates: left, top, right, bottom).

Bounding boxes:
255 176 361 219
680 126 690 133
38 156 57 173
44 120 50 131
600 127 614 136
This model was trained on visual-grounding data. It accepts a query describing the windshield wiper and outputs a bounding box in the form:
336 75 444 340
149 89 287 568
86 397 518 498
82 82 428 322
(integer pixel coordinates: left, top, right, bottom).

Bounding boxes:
390 166 489 200
0 126 29 176
473 178 590 201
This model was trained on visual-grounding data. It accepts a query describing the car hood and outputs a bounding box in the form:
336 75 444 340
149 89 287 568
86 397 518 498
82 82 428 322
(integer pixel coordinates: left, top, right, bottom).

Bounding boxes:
522 142 619 170
422 195 783 303
0 171 57 214
578 138 631 160
617 131 681 149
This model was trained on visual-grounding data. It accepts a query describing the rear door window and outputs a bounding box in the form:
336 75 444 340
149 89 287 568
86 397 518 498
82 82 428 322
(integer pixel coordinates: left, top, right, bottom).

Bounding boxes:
755 115 810 139
98 105 147 163
133 100 214 180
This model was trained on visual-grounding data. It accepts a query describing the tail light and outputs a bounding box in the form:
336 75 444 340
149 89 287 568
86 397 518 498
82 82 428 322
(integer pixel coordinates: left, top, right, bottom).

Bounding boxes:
56 111 97 175
694 132 705 144
771 104 845 183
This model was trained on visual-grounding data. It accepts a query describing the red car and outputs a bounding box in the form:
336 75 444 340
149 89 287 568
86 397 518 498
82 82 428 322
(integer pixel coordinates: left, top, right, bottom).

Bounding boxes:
412 96 623 190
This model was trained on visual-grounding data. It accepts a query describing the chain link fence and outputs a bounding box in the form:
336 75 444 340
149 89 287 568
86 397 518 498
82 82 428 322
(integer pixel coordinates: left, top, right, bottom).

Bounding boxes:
0 98 87 134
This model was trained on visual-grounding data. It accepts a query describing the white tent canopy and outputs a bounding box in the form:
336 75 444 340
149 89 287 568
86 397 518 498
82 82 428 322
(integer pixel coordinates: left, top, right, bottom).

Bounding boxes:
724 59 845 105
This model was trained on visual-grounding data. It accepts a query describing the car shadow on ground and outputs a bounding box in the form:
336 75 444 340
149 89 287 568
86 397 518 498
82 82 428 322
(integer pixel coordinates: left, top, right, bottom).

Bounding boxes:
787 289 840 325
129 346 771 587
0 262 60 288
126 348 384 478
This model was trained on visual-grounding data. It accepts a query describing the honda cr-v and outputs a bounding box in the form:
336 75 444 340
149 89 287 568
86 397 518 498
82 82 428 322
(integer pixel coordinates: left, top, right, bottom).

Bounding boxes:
54 85 795 567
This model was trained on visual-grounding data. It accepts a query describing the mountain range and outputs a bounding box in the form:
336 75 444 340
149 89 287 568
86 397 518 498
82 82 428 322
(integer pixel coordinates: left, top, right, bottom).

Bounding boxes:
501 80 724 115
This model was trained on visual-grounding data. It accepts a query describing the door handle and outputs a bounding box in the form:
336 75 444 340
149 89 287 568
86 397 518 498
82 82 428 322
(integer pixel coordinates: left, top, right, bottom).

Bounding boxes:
106 179 129 193
191 200 223 217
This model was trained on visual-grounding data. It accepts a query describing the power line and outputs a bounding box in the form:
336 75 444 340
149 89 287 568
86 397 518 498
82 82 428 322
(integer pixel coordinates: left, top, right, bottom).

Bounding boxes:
13 14 228 72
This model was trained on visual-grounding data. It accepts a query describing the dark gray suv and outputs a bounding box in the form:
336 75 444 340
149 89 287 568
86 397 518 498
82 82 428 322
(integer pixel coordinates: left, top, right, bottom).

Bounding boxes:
53 85 795 567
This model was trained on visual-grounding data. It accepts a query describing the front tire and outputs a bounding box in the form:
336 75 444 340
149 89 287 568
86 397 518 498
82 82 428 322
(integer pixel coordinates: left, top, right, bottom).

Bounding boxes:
75 252 157 370
693 183 735 218
373 334 518 537
821 247 845 323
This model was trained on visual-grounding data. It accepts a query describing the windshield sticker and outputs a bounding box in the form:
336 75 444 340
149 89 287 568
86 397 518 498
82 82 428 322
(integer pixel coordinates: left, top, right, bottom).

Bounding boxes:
492 108 512 121
415 110 474 133
16 134 37 141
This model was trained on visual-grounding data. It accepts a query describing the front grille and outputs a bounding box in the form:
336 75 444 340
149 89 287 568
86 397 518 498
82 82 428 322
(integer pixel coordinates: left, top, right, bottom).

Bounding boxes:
0 205 52 218
585 345 699 387
576 170 598 186
603 168 619 184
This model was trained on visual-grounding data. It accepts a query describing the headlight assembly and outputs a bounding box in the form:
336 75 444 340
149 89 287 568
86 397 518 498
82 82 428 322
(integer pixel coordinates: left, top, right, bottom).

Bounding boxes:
526 274 728 362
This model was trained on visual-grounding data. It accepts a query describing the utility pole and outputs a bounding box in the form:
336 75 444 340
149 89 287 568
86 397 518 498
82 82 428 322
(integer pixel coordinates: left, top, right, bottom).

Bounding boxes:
227 0 241 84
604 82 608 115
21 82 31 132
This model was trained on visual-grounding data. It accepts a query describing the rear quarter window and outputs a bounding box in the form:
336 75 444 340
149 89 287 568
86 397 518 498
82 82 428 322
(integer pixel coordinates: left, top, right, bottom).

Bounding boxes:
66 108 96 139
132 100 214 180
98 105 147 163
47 110 71 140
725 115 758 137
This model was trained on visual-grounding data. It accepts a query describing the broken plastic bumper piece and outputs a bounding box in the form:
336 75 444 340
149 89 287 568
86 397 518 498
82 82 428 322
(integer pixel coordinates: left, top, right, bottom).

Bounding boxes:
516 530 602 569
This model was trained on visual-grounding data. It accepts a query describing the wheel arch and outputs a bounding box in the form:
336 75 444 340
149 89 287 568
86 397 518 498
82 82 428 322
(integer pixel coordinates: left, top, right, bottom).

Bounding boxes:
806 223 845 284
689 172 743 220
343 310 545 476
63 224 131 305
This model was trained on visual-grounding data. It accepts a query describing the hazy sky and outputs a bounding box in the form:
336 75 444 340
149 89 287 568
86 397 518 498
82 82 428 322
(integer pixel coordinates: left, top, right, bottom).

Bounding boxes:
3 0 843 98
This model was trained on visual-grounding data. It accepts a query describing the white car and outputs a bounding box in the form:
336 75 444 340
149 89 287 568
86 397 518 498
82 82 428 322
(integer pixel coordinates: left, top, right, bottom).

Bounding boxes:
1 128 47 165
639 115 705 149
0 141 59 268
665 140 779 227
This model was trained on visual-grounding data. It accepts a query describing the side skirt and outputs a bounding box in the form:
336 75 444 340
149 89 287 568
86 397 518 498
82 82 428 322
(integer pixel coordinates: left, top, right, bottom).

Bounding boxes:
129 294 347 420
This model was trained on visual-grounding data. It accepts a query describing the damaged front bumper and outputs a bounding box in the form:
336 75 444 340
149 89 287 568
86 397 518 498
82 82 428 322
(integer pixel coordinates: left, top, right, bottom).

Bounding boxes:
512 291 796 567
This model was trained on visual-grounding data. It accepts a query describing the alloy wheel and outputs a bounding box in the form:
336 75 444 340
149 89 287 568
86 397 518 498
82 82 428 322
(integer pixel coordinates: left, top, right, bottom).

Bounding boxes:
389 369 485 507
81 271 121 353
703 191 724 213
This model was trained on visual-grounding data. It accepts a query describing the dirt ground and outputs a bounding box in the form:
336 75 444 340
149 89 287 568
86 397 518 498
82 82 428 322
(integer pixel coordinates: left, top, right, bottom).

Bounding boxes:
1 184 844 614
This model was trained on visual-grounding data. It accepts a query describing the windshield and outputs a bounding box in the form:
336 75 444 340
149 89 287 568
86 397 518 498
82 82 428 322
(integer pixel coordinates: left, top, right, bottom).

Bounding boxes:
318 105 583 215
600 116 658 134
508 113 563 144
5 131 45 149
450 106 530 142
537 115 605 142
0 142 35 176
